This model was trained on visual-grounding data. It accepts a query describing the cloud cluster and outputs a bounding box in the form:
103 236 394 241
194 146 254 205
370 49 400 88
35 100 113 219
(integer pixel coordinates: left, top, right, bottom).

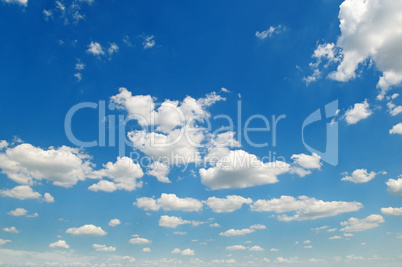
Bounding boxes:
200 150 290 190
305 0 402 99
49 240 69 249
340 214 384 232
0 144 95 187
135 193 203 212
89 157 144 192
386 178 402 195
92 244 116 252
206 195 252 213
341 169 378 183
171 248 195 256
251 195 363 221
344 100 372 125
66 224 107 236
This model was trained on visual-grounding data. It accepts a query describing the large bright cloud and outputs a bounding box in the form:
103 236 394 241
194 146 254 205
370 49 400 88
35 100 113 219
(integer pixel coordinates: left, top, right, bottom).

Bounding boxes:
200 150 290 190
306 0 402 99
341 169 377 183
219 228 255 237
206 195 252 213
344 100 372 125
49 240 69 249
66 224 107 236
7 208 27 216
389 123 402 135
251 195 363 221
158 215 191 228
0 143 95 187
0 185 41 200
2 0 28 6
381 207 402 216
340 214 384 232
386 177 402 195
89 157 144 192
135 193 203 212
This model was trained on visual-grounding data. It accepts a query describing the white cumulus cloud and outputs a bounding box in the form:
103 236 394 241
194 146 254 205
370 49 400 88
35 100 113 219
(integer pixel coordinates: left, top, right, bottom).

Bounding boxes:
341 169 377 183
251 195 363 221
66 224 107 236
49 240 69 249
340 214 384 232
206 195 252 213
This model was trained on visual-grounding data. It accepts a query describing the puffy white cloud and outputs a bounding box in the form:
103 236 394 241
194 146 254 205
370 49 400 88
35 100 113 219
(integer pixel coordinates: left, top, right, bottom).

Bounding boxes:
206 195 252 213
147 162 170 183
66 224 107 236
381 207 402 216
112 88 225 165
87 180 116 192
291 153 322 169
3 227 19 234
219 228 255 237
143 247 151 252
8 208 27 216
135 193 203 212
92 244 116 252
255 25 285 40
307 0 402 98
386 178 402 195
0 140 8 150
134 197 159 211
225 245 246 251
129 237 151 244
43 193 55 203
200 150 290 190
387 101 402 116
210 223 220 227
341 169 377 183
2 0 27 6
304 43 340 84
158 215 191 228
128 128 203 166
90 157 144 192
0 144 95 187
251 195 363 221
0 186 41 200
49 240 69 249
249 246 264 252
87 42 104 55
389 123 402 135
108 218 121 227
0 239 11 246
340 214 384 232
270 248 279 252
344 100 372 125
329 235 342 240
171 248 195 256
157 193 203 212
250 224 266 230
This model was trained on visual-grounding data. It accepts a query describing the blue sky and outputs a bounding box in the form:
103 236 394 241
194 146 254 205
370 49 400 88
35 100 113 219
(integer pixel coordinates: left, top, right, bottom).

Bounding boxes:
0 0 402 266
